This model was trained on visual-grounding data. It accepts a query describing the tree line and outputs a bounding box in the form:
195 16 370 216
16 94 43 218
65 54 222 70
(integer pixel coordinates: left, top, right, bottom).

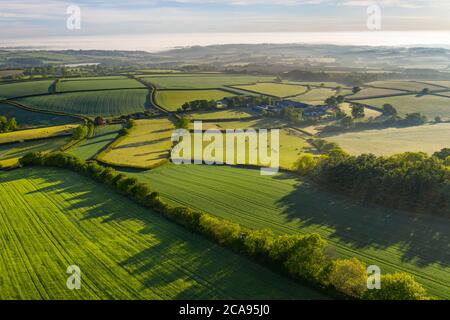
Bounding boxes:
18 152 431 300
295 144 450 215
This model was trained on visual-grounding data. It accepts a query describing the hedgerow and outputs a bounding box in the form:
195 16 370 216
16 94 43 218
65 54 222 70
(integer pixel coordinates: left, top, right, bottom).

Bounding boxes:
18 151 430 300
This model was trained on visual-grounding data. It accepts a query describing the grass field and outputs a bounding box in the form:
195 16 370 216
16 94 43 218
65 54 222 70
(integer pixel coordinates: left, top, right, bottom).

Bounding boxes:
347 87 406 99
291 88 338 105
0 124 77 144
139 74 274 89
125 164 450 299
354 94 450 120
69 124 123 160
190 117 288 130
191 128 312 169
0 103 80 128
0 137 67 167
366 81 444 92
325 123 450 156
418 81 450 89
101 118 174 168
0 80 54 99
233 83 307 97
186 109 255 120
338 103 382 119
0 167 326 299
155 90 234 112
19 89 148 117
59 78 144 92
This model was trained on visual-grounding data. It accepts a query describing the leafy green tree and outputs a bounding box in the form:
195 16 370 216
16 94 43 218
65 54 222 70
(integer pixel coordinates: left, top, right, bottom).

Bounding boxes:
351 104 365 118
71 125 88 140
329 258 367 298
176 117 190 130
382 104 397 116
294 154 317 175
284 234 329 281
433 148 450 160
363 273 428 300
352 86 361 94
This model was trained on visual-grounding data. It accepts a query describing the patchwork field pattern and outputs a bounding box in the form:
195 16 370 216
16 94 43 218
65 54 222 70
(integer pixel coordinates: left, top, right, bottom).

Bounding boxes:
69 124 123 160
354 94 450 120
0 137 68 167
0 124 77 144
59 78 145 92
126 164 450 299
186 109 255 120
0 103 79 128
18 89 148 117
233 83 307 97
366 81 444 92
291 88 338 105
0 80 54 99
155 90 234 111
101 118 174 168
139 74 274 89
0 167 326 299
326 123 450 156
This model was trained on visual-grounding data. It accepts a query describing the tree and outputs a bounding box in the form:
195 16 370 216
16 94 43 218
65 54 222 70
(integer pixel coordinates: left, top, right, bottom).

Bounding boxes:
403 113 427 126
363 273 428 300
325 96 337 107
434 116 442 123
294 154 317 175
421 88 429 95
274 76 282 83
94 116 106 126
351 104 365 118
329 258 367 298
284 234 329 282
6 118 17 132
176 117 190 130
433 148 450 160
352 86 361 94
72 125 88 140
336 95 345 104
340 115 354 128
382 104 397 116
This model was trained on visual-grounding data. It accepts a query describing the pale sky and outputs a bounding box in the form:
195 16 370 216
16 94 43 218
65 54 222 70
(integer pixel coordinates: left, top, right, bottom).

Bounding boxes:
1 0 449 39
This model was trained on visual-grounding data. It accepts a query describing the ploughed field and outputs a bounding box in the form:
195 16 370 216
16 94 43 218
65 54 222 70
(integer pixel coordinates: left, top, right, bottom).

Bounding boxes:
0 167 327 300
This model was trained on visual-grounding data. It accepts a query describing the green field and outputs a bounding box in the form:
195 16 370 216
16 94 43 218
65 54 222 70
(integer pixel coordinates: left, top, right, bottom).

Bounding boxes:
0 167 326 299
325 123 450 156
186 109 255 120
125 164 450 299
69 124 123 160
0 103 80 128
0 124 77 144
347 87 406 99
18 89 148 117
291 88 338 105
0 137 67 167
59 78 144 92
100 118 174 168
0 80 54 99
366 81 444 92
155 90 234 111
233 83 307 97
139 74 274 89
355 94 450 120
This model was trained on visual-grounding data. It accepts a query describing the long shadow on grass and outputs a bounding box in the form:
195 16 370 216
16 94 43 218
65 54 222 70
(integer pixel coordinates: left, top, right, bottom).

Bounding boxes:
15 167 325 300
274 172 450 268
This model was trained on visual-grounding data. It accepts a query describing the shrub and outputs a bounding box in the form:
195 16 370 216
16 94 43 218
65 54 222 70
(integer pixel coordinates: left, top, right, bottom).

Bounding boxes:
363 273 428 300
329 258 367 298
294 154 317 175
243 229 274 257
284 234 329 282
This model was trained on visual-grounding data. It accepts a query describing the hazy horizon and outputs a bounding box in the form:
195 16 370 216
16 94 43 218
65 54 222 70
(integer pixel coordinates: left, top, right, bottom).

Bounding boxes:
2 31 450 52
